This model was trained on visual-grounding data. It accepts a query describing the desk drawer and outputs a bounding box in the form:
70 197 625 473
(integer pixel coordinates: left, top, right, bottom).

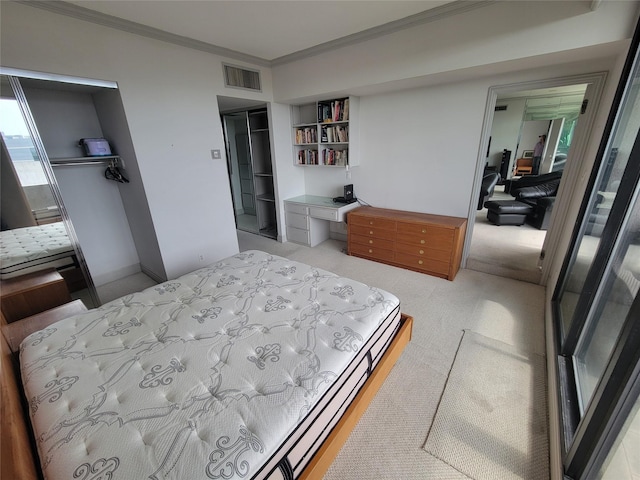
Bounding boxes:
285 202 309 215
349 214 396 231
287 226 310 246
350 234 395 250
285 211 309 231
349 243 395 262
350 224 396 241
309 206 338 221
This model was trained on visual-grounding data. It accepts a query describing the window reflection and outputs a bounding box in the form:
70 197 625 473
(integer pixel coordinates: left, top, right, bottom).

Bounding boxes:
559 70 640 340
598 393 640 479
574 191 640 411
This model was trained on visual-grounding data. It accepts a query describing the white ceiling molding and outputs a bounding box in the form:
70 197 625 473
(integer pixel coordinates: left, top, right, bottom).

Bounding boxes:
271 0 494 66
18 0 494 68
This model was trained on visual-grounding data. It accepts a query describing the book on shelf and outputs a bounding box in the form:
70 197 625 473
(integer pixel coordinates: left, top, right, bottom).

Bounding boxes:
321 148 348 166
337 125 348 142
298 148 318 165
295 127 317 144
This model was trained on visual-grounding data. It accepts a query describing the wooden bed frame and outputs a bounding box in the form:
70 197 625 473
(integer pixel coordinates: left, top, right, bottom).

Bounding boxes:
1 307 413 480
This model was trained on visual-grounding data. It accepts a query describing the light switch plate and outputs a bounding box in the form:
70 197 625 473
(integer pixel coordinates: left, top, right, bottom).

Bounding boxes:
211 149 221 159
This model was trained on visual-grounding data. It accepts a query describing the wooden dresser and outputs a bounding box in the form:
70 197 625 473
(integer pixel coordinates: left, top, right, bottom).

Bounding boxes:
347 206 467 280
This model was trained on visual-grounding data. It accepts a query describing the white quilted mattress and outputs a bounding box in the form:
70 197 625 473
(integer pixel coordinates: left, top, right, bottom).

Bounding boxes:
20 250 401 479
0 222 75 279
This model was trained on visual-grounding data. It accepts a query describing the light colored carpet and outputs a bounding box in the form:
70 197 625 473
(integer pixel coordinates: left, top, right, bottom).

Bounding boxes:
423 330 549 480
236 230 548 480
468 186 547 284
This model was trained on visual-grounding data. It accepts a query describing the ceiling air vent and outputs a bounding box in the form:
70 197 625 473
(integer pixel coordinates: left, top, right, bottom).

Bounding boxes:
223 64 261 91
495 105 508 111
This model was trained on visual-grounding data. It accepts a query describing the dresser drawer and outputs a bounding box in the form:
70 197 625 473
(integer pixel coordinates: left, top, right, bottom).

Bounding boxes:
309 206 338 221
349 243 395 262
350 224 396 241
394 242 451 262
349 214 396 231
285 202 309 215
397 222 454 249
395 252 450 276
350 234 395 250
285 211 309 231
287 226 310 246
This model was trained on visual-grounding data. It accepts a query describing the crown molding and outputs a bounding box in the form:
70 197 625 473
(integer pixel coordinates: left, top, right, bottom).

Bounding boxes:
16 0 272 67
18 0 494 69
270 0 494 66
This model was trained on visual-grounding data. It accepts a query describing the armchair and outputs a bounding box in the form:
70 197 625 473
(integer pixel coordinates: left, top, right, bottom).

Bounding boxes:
478 171 500 210
509 171 563 229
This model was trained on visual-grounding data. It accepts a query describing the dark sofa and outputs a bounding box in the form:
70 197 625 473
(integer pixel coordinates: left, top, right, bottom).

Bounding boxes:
506 171 563 229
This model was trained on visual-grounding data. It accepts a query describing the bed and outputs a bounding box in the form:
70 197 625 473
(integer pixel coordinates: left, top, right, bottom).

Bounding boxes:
0 221 76 280
2 250 413 480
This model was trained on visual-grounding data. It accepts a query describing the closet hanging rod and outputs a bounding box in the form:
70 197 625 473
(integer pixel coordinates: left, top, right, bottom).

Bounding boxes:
50 156 120 168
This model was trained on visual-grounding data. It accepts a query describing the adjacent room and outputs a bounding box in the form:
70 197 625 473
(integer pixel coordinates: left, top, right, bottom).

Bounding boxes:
1 2 640 480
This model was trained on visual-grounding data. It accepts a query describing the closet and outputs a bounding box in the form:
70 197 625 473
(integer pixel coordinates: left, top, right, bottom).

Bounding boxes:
0 69 159 306
222 107 277 239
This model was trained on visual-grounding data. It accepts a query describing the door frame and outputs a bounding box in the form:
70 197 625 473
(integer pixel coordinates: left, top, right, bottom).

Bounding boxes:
464 71 608 285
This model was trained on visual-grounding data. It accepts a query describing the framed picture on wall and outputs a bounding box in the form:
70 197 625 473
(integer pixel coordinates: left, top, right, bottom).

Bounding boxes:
522 150 534 158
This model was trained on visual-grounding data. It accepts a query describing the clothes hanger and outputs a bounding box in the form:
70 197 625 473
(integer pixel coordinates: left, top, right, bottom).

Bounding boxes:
104 165 129 183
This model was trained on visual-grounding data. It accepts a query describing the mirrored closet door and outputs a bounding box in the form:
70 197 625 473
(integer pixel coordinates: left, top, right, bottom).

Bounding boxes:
1 73 99 307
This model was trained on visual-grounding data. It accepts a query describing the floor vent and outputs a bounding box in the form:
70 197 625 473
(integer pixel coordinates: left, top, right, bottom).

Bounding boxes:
223 64 261 91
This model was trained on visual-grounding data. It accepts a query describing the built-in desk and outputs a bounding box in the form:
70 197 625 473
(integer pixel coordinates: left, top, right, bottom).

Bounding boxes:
284 195 360 247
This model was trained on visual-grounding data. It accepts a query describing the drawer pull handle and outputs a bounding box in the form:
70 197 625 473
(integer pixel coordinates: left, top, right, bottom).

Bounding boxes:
370 221 374 225
422 229 426 233
418 260 424 265
369 249 373 253
369 230 373 235
369 240 373 244
420 240 425 244
419 249 424 254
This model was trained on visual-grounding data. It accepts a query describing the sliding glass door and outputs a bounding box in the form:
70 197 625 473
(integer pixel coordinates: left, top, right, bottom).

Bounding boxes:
552 16 640 480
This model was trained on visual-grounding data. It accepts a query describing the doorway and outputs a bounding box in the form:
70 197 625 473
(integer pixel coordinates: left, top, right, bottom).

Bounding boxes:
218 96 278 240
464 73 607 284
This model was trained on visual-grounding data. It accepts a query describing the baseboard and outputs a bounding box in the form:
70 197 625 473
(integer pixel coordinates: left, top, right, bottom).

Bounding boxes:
140 264 166 284
92 263 141 287
546 298 564 480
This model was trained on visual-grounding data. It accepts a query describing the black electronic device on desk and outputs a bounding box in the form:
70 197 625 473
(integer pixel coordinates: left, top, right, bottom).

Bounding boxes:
333 184 357 204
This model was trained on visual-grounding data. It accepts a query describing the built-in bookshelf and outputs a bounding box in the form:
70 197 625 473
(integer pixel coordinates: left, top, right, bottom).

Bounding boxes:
291 96 359 167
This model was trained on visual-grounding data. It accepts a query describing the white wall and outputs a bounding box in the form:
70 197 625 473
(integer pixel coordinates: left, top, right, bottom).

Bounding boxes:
1 2 277 279
489 98 526 172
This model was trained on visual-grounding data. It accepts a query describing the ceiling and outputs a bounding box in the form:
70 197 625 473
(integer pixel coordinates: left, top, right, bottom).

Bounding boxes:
56 1 458 63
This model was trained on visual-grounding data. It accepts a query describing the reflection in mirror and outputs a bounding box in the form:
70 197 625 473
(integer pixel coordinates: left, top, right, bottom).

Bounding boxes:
557 53 640 343
0 75 99 309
